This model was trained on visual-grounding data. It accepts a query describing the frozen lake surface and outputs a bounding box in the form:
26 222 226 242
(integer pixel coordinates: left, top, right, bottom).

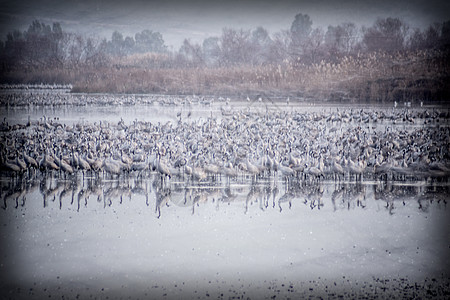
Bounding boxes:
1 174 449 299
0 91 449 298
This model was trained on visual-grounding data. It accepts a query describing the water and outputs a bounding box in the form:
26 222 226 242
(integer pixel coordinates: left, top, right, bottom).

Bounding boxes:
0 173 449 299
0 91 449 298
2 91 445 127
3 174 446 216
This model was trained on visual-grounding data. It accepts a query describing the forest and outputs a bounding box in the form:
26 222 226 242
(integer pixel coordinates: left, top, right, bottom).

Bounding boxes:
1 14 449 102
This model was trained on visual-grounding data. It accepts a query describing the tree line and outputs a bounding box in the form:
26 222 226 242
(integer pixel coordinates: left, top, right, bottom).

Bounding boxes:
0 14 449 71
178 15 450 68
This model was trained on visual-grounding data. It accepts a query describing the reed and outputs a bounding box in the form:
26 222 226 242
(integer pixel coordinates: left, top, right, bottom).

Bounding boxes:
1 49 448 102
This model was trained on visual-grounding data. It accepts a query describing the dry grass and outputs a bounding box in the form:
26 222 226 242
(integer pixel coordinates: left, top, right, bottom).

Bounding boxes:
2 49 449 102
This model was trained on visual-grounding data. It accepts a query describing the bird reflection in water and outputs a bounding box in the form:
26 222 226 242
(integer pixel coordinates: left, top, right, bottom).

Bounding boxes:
0 174 447 217
331 182 366 211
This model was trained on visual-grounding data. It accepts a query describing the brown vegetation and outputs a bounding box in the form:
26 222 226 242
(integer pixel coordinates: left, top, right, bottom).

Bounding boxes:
5 49 445 103
1 17 449 102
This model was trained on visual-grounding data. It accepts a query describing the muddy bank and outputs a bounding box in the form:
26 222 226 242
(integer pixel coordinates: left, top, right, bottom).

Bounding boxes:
1 275 449 299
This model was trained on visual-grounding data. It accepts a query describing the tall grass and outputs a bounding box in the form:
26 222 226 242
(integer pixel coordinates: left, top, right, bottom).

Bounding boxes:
1 49 449 102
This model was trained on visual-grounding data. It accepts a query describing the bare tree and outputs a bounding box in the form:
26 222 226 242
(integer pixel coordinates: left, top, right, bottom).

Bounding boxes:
302 27 326 64
325 22 359 58
84 37 109 67
62 33 85 67
3 30 26 68
250 26 273 65
289 13 313 59
290 13 312 44
135 30 167 53
265 30 291 64
363 17 409 52
441 20 450 48
108 31 125 57
179 39 204 67
219 28 252 66
202 37 220 66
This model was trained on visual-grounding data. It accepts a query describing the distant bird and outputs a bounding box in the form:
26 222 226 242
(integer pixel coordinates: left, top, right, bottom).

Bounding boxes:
23 152 38 169
55 155 73 174
1 156 21 172
155 155 171 179
15 156 27 171
348 159 364 180
40 152 59 172
278 163 294 177
222 162 238 178
305 164 323 179
77 154 91 172
246 159 261 176
332 160 345 181
192 166 207 181
103 157 121 176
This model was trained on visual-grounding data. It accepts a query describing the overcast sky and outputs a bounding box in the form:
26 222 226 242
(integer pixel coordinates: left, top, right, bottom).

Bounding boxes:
0 0 449 49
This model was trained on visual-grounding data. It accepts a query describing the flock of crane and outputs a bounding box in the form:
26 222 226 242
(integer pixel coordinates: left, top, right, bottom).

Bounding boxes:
0 89 213 107
1 94 449 184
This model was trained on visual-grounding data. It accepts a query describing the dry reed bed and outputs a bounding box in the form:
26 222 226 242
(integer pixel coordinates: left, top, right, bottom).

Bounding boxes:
2 49 449 102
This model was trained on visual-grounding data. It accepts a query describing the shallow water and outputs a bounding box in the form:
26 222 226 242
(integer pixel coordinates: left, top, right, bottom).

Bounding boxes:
0 173 449 298
1 91 443 127
1 91 449 298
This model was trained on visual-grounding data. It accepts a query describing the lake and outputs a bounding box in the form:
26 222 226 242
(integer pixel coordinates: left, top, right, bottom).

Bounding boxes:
0 90 449 299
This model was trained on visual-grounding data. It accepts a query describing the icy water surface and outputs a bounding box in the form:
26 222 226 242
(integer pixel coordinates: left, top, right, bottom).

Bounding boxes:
1 174 449 299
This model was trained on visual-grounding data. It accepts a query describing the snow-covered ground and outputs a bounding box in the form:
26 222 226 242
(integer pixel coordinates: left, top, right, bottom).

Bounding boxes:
1 178 449 299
